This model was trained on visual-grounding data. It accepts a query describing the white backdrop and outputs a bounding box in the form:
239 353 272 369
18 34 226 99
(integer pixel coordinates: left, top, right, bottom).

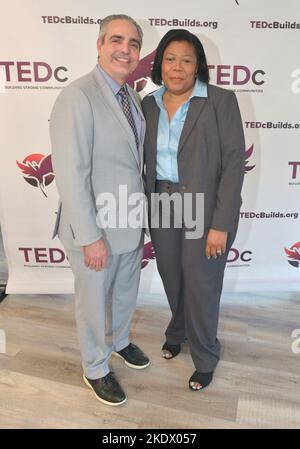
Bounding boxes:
0 0 299 294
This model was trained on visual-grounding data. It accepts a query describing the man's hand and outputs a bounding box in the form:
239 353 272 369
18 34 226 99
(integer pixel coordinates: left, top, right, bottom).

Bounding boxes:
82 239 108 271
205 229 228 259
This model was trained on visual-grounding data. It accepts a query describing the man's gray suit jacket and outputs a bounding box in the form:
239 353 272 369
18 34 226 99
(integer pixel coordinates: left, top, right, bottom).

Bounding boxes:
50 65 146 255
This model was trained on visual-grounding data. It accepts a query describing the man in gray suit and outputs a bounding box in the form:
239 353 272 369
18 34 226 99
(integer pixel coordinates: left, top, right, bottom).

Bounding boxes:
50 14 149 406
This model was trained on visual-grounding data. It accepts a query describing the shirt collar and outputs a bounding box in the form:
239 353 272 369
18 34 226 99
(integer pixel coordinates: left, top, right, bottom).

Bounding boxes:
97 63 126 96
150 78 208 106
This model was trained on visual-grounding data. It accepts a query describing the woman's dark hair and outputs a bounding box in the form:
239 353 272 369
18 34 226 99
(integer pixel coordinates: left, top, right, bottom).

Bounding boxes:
151 29 209 85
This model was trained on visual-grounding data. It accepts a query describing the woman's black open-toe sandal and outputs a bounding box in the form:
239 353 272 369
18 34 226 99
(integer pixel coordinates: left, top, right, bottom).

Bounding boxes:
189 371 213 391
161 342 181 359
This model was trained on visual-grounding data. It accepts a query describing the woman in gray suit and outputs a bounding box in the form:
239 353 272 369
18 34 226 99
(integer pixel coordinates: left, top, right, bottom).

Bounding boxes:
142 29 245 391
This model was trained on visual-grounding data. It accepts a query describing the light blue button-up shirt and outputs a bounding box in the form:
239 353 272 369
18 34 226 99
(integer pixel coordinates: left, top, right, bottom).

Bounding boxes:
150 79 208 182
97 64 142 144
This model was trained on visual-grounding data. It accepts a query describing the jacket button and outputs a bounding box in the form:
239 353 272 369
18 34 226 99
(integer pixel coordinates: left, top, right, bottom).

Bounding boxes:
181 185 187 191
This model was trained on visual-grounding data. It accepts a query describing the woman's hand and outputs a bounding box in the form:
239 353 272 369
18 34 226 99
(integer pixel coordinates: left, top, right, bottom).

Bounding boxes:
205 229 228 259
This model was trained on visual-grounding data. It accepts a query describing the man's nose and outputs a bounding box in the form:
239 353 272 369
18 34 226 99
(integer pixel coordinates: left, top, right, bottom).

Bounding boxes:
120 41 130 54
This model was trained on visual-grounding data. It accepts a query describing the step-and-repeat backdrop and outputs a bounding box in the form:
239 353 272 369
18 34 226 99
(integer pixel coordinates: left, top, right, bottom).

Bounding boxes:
0 0 299 294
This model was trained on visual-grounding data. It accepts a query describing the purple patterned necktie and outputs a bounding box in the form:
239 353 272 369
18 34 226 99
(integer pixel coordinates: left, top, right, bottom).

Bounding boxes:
118 86 139 150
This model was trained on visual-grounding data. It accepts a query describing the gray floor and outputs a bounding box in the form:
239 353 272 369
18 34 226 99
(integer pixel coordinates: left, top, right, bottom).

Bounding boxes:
1 230 300 428
0 290 300 428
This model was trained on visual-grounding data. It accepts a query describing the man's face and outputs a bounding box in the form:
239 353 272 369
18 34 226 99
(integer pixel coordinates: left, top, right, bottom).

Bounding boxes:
97 19 141 85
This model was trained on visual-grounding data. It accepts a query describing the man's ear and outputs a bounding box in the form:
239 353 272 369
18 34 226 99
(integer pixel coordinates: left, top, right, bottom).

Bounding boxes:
97 38 102 57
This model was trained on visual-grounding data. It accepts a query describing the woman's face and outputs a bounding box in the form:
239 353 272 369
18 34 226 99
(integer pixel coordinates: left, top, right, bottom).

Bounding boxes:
161 40 198 96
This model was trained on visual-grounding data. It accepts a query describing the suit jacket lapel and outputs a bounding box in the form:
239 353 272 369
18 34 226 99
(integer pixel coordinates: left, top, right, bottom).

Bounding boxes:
178 97 207 154
147 97 160 154
128 88 144 121
92 67 141 168
127 88 146 172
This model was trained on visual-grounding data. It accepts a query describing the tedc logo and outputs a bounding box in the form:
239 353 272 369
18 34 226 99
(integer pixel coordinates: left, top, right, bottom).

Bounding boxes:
141 242 252 269
289 161 300 179
227 248 252 266
245 144 255 173
19 247 67 264
208 65 265 87
16 153 54 197
0 61 68 82
128 52 264 96
284 241 300 268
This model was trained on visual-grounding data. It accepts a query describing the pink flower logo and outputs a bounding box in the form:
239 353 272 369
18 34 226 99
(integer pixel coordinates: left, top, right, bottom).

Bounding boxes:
142 241 156 269
16 153 54 197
